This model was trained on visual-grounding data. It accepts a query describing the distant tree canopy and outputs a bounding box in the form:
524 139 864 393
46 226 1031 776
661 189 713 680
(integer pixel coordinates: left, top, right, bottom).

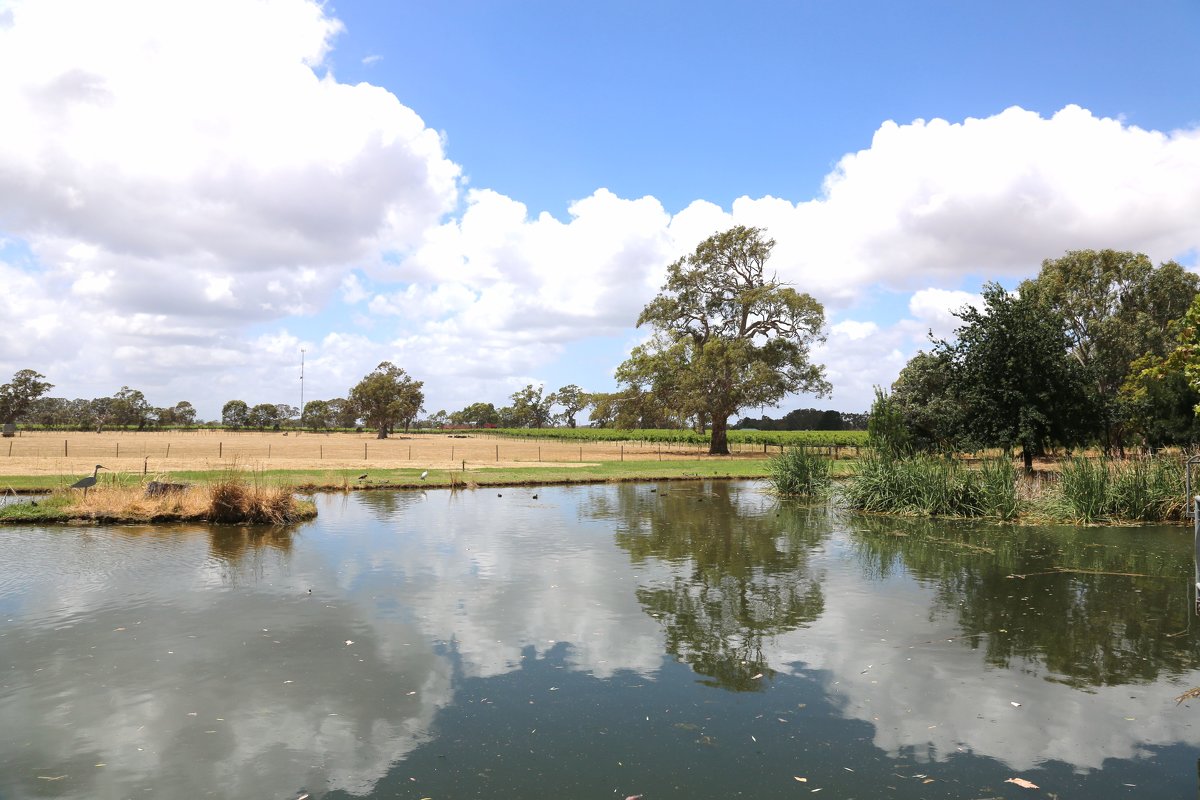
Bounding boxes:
733 408 866 431
617 226 830 454
509 384 555 429
349 362 425 439
0 369 53 424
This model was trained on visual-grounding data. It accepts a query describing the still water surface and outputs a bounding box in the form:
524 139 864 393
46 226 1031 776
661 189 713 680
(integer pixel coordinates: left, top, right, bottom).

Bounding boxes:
2 481 1200 799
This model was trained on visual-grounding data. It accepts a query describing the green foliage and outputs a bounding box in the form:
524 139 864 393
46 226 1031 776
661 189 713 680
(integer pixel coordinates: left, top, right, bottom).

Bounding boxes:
1029 250 1199 452
866 387 911 459
552 384 588 428
508 384 554 428
889 350 965 453
488 427 868 447
450 401 501 428
349 362 425 439
221 399 249 429
0 369 53 424
940 282 1093 470
767 448 831 496
841 454 1019 519
620 226 830 454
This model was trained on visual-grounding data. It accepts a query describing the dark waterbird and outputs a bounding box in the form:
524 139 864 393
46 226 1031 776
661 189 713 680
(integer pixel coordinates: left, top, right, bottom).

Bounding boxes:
71 464 107 497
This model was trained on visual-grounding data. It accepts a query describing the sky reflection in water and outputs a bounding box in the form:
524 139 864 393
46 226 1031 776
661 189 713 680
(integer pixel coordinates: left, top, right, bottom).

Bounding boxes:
1 481 1199 799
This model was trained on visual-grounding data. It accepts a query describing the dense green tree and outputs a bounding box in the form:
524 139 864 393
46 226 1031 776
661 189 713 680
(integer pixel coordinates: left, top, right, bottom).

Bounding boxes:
301 399 332 430
1123 292 1200 447
866 387 913 459
327 398 360 429
349 362 425 439
248 403 282 430
170 401 197 427
0 369 53 425
108 386 152 430
1025 249 1199 454
620 226 830 454
552 384 589 428
509 384 554 428
222 399 250 430
274 404 298 428
454 401 501 428
940 282 1093 471
1120 354 1200 448
889 349 966 453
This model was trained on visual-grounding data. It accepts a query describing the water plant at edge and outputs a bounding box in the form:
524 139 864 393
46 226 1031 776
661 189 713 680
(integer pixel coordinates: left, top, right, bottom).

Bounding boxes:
768 447 831 497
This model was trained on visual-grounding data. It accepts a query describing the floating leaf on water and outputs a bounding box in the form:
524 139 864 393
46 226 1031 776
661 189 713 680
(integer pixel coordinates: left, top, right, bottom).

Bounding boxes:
751 673 763 680
624 795 643 800
1010 701 1021 708
1005 777 1039 789
345 640 354 646
1176 687 1200 704
794 776 807 782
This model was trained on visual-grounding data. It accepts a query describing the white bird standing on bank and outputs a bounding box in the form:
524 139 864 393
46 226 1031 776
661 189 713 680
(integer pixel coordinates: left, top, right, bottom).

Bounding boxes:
419 471 428 481
71 464 107 497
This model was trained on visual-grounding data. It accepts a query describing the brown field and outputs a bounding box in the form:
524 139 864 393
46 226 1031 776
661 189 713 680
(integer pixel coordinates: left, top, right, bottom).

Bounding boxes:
0 429 765 479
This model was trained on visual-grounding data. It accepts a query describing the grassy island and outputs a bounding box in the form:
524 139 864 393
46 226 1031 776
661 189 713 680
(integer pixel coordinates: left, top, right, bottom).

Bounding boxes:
0 474 317 526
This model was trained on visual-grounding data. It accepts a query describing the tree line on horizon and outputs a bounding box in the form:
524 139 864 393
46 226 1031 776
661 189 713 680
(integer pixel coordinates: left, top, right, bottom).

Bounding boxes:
6 228 1200 457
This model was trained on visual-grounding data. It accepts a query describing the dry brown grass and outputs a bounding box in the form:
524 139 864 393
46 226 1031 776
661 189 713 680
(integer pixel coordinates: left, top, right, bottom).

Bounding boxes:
60 473 308 524
0 429 759 478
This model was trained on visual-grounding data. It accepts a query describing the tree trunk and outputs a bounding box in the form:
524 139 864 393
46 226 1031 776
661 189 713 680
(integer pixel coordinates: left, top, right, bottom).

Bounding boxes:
710 414 730 455
1021 446 1033 473
376 426 388 439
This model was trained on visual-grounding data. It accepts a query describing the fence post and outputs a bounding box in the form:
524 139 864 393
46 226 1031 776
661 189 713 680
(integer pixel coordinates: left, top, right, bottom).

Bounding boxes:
65 439 68 457
219 442 222 458
364 442 367 459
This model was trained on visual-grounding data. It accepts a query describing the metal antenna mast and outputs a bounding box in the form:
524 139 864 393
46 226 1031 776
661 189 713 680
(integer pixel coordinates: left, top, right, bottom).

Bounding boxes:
300 348 305 430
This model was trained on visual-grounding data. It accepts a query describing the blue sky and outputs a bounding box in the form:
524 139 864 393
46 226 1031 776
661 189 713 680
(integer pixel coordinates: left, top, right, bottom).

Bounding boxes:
1 0 1198 420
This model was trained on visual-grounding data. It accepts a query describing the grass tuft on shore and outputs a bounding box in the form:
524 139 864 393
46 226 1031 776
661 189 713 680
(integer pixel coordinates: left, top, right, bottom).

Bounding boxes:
767 448 832 497
0 471 314 525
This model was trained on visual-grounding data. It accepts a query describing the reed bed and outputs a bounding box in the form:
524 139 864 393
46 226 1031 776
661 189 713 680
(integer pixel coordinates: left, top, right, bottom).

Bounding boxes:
840 454 1020 519
839 454 1183 523
1046 457 1185 523
767 448 832 497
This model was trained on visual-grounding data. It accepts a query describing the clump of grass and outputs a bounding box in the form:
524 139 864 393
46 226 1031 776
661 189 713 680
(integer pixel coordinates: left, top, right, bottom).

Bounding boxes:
206 476 301 524
841 454 1020 519
768 447 831 497
1052 457 1184 523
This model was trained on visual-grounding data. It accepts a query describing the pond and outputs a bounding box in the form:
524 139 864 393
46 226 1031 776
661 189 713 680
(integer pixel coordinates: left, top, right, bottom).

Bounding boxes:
1 481 1199 799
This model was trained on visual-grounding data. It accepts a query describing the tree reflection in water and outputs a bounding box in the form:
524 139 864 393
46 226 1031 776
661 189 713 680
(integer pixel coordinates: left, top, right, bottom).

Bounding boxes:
593 482 831 691
850 514 1200 687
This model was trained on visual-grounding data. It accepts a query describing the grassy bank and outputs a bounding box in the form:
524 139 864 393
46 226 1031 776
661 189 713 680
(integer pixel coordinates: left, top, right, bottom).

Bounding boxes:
0 457 809 496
